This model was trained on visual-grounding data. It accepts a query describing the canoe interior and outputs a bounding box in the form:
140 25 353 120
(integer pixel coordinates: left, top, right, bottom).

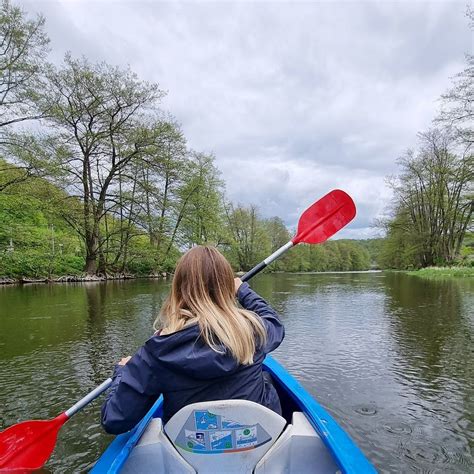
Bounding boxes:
91 356 376 473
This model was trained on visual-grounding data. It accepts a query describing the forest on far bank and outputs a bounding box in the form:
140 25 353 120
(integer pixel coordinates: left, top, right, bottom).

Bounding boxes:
0 162 378 279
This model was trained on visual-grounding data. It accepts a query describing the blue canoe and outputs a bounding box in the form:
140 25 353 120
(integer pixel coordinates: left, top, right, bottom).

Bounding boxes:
92 356 376 473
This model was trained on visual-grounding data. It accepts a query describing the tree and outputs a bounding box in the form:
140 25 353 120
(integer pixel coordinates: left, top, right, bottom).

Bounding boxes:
0 0 50 191
176 152 224 247
262 217 292 270
0 0 49 130
224 204 271 270
137 121 187 249
436 9 474 148
378 211 422 269
97 120 186 273
382 129 473 268
29 55 165 274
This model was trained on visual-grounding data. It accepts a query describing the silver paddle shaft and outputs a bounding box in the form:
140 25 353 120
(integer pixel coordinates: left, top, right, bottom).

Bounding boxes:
65 378 113 418
263 241 294 265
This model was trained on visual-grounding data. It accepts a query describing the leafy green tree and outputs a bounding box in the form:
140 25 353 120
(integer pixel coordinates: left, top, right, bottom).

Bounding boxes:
178 152 225 247
224 204 271 271
262 217 292 270
378 210 423 269
309 245 329 271
0 163 84 278
0 0 49 131
137 121 187 249
26 55 165 274
159 152 225 266
96 120 186 273
383 129 473 268
0 0 50 191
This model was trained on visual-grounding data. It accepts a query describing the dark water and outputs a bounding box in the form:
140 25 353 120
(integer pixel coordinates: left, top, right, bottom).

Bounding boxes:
0 272 473 473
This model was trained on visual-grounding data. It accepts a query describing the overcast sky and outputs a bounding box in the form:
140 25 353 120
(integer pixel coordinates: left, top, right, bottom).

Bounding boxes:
19 0 471 238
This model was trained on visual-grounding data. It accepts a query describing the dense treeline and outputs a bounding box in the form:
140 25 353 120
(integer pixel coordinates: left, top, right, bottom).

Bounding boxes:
0 1 373 279
379 10 473 269
0 164 373 277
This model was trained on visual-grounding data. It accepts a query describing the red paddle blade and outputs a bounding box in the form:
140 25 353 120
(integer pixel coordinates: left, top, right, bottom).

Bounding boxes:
292 189 356 244
0 413 68 471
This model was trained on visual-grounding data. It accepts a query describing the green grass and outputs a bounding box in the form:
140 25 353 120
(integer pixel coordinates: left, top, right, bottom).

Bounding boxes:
407 266 474 279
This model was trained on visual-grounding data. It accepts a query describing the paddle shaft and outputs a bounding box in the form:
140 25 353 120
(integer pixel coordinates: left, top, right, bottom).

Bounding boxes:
241 241 294 282
65 378 113 418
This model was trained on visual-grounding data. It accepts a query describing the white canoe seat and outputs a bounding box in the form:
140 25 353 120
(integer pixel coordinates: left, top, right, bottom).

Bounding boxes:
164 399 287 474
255 412 340 474
121 418 196 474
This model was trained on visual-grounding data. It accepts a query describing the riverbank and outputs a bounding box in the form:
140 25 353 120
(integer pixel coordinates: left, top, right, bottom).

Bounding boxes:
0 272 170 285
3 267 471 286
0 269 380 285
407 266 474 279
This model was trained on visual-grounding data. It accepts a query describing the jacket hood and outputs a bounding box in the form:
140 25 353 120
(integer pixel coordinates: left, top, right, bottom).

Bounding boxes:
144 323 245 380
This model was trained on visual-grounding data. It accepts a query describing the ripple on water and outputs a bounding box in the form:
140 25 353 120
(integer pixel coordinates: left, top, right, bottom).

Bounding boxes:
383 422 413 435
354 405 378 416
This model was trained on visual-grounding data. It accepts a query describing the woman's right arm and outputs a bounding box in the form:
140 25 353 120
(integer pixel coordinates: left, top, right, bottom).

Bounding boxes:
101 346 161 434
236 281 285 353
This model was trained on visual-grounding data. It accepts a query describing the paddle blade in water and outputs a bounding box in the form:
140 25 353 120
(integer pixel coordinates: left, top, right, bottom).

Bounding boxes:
0 413 68 471
292 189 356 244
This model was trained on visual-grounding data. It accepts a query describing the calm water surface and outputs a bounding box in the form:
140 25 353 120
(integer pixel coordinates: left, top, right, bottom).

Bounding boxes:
0 273 473 473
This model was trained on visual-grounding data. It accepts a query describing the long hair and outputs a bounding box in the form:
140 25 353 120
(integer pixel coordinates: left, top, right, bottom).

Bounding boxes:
155 246 266 365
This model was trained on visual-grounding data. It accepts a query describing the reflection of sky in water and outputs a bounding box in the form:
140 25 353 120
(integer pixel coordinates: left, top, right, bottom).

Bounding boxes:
0 274 473 473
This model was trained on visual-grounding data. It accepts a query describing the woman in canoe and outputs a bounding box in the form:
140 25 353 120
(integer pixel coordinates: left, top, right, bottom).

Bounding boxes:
101 245 285 434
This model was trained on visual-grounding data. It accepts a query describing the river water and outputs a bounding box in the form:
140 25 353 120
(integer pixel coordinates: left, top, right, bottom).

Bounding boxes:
0 272 473 473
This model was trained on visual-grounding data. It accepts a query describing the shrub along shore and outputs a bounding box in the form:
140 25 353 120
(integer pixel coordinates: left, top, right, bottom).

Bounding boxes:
407 267 474 279
0 273 170 285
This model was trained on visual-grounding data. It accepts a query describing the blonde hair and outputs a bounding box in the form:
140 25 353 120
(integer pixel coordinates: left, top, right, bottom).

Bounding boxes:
155 246 266 365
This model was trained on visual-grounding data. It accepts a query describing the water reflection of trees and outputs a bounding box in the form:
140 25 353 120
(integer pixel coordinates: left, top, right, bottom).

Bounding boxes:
384 272 473 388
1 284 89 358
81 280 170 383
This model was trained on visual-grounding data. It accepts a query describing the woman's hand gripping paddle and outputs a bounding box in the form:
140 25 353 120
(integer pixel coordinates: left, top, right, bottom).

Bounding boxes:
0 378 112 471
241 189 356 281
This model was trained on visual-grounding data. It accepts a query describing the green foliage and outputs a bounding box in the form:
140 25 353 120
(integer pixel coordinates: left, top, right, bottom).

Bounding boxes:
0 251 85 278
0 0 49 131
351 238 384 268
408 266 474 279
380 129 473 269
220 202 372 273
223 204 272 270
286 240 371 272
0 162 376 278
458 232 474 266
177 152 225 247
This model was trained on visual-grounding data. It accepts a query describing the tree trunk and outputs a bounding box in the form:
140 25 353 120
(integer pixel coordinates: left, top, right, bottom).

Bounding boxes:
84 252 97 274
84 226 100 275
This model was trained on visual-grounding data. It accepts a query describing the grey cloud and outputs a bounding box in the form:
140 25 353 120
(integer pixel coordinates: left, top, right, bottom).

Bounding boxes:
17 0 471 236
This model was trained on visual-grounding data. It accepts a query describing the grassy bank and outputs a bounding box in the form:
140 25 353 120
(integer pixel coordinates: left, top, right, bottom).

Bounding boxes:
407 266 474 279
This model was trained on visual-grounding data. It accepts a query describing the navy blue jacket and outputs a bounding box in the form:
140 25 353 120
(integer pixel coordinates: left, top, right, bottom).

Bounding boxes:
101 283 285 434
